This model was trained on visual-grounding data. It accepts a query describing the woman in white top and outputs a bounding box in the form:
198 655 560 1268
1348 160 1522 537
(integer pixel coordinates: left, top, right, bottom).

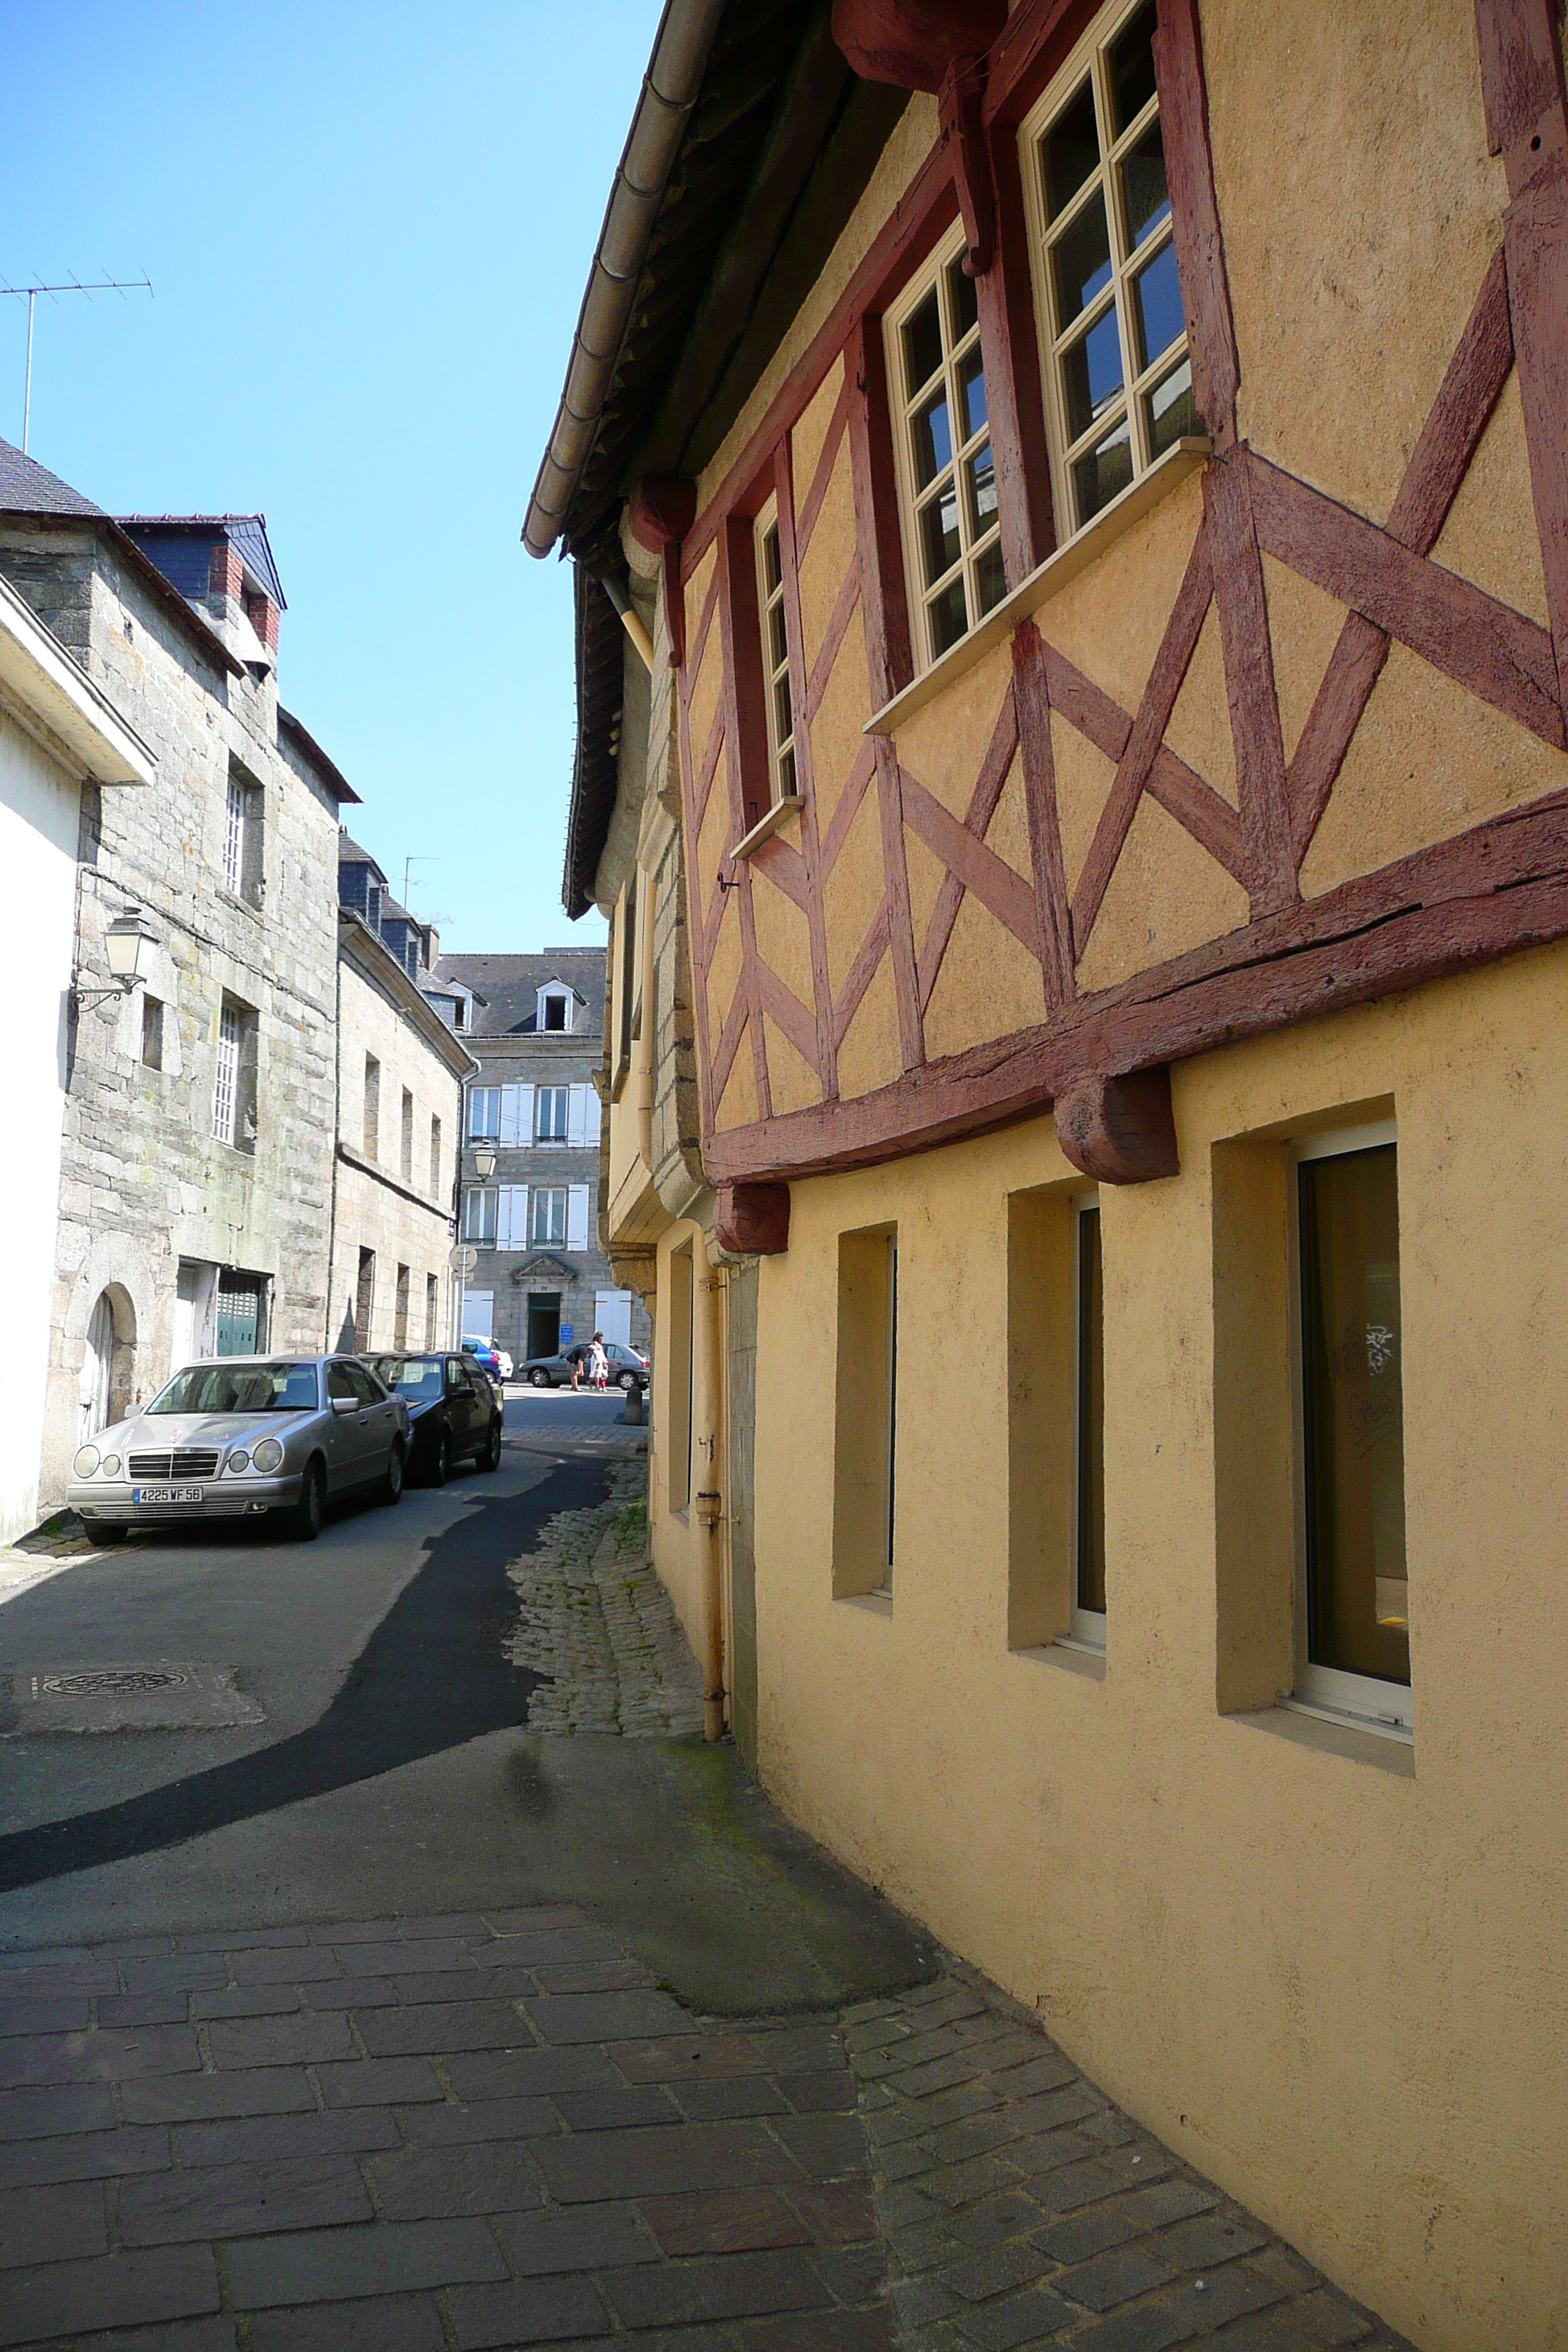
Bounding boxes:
589 1333 609 1390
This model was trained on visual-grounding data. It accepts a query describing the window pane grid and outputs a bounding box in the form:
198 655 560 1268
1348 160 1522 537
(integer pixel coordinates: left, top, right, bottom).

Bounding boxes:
223 777 244 895
532 1187 568 1245
892 244 1004 667
213 1003 238 1145
1032 0 1195 533
755 513 797 807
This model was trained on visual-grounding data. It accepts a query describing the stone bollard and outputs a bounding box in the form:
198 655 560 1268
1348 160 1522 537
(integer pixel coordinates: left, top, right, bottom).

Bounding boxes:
622 1383 645 1427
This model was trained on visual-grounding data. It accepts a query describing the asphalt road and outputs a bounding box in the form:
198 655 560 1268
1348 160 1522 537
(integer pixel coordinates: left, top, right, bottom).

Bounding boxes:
0 1393 930 2014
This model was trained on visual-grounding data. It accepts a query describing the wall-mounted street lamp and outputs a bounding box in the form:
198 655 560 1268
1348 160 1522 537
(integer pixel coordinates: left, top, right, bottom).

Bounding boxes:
472 1144 499 1181
75 906 159 1008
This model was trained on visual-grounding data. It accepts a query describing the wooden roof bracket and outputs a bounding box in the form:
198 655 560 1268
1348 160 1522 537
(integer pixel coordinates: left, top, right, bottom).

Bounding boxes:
714 1180 792 1255
832 0 1006 274
629 477 697 668
1055 1066 1180 1185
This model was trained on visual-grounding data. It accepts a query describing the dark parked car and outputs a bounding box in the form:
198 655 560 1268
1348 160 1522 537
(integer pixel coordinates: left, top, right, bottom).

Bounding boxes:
366 1353 503 1485
523 1340 649 1392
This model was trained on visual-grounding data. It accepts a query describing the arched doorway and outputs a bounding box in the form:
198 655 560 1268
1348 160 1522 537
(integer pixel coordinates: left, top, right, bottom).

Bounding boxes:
79 1286 136 1439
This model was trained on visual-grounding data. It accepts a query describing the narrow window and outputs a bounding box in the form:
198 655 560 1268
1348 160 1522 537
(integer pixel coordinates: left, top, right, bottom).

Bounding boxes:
464 1187 498 1246
1073 1194 1106 1646
538 986 572 1033
363 1055 380 1160
1025 0 1197 538
401 1088 414 1183
832 1225 899 1598
425 1272 439 1349
1295 1124 1410 1730
212 998 255 1147
668 1243 694 1513
355 1247 375 1350
140 995 165 1071
223 772 245 894
754 505 799 806
886 237 1005 667
393 1263 410 1349
536 1087 568 1143
531 1186 568 1245
429 1115 442 1196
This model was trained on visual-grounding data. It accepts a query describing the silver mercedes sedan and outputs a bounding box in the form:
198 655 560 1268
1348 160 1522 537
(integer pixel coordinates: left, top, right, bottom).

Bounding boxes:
67 1354 410 1545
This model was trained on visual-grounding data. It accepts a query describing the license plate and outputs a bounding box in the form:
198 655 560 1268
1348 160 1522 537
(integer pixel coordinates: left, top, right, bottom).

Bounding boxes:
131 1485 204 1504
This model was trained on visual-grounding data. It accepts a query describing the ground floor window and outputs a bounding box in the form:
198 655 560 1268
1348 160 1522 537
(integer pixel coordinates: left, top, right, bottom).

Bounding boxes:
393 1263 410 1349
1074 1194 1106 1646
425 1273 439 1350
1295 1122 1410 1731
354 1248 375 1352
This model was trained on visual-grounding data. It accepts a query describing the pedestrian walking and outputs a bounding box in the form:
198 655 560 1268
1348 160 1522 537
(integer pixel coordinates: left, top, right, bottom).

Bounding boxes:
589 1332 608 1391
570 1347 583 1391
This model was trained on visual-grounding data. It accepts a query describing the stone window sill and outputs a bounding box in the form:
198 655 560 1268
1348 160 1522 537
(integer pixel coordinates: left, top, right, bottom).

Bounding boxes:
1230 1703 1415 1779
837 1588 892 1618
865 436 1212 742
1014 1640 1106 1682
728 796 804 862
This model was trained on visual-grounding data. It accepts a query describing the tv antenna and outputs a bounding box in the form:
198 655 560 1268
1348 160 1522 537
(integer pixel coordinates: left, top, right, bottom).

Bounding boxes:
0 273 153 453
402 855 438 908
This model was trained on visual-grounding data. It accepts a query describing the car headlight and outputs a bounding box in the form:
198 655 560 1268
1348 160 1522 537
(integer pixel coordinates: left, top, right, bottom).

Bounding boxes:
252 1439 284 1474
227 1449 251 1474
100 1453 121 1479
74 1445 99 1479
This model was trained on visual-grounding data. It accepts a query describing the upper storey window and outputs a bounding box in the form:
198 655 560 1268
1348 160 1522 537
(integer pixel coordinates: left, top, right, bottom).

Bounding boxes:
755 505 799 807
537 984 573 1033
886 229 1005 668
1025 0 1197 536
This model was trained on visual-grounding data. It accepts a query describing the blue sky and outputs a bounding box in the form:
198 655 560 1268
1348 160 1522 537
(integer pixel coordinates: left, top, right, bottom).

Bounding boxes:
0 1 662 952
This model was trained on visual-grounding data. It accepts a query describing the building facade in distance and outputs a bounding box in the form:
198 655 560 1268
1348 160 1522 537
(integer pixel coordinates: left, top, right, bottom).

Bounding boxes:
429 949 647 1368
530 4 1568 2343
0 442 349 1509
331 834 474 1354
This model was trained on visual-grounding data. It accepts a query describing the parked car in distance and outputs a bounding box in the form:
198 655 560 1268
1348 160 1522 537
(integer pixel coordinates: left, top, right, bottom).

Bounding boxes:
366 1352 503 1484
461 1335 508 1385
523 1340 649 1392
66 1354 410 1544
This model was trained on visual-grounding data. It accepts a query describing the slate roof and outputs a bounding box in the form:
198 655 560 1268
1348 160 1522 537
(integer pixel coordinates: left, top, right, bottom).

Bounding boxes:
118 513 286 608
337 831 386 880
434 949 605 1039
0 437 105 518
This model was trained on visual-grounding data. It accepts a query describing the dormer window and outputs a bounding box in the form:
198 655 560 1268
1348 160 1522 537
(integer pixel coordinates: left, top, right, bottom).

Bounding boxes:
538 984 573 1034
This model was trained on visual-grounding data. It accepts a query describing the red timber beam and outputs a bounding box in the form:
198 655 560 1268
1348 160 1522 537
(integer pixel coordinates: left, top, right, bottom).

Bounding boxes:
833 1 1008 275
714 1181 791 1256
1055 1068 1180 1186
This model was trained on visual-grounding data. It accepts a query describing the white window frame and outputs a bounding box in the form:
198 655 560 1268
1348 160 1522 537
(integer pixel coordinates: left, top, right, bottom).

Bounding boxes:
532 1186 568 1246
537 984 573 1034
467 1087 500 1139
1068 1189 1106 1652
212 1001 239 1146
754 497 800 807
1288 1117 1413 1739
222 772 245 894
1019 0 1196 544
463 1186 498 1246
535 1085 569 1144
883 220 1006 674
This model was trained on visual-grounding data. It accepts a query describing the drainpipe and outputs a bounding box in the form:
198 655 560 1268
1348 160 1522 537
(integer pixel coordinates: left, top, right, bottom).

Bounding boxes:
693 1253 726 1741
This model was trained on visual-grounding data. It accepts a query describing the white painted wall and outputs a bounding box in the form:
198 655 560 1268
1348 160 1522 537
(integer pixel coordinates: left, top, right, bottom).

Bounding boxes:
0 706 80 1542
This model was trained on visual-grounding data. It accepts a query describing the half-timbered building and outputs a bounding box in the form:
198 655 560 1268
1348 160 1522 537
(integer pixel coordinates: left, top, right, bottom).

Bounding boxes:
529 5 1568 2340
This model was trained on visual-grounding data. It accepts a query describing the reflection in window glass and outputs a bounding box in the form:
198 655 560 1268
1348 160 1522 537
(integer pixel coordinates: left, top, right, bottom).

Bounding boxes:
891 230 1007 667
1032 0 1199 535
1299 1145 1409 1688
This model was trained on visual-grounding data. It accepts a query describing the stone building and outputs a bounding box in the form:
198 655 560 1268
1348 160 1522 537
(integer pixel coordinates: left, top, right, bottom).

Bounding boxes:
330 833 474 1353
529 3 1568 2342
428 948 647 1368
0 440 350 1507
0 569 155 1542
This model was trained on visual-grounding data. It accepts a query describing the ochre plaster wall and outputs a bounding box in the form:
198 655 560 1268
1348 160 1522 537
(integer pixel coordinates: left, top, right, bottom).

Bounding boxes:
750 943 1568 2352
648 1218 723 1671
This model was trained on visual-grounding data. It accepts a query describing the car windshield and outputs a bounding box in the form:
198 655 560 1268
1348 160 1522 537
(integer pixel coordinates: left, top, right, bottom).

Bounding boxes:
147 1361 320 1415
369 1356 443 1401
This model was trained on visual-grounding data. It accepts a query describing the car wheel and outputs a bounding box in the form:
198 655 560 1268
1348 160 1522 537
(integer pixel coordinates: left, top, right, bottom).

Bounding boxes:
381 1442 405 1507
479 1420 502 1472
94 1524 129 1545
288 1460 325 1543
618 1370 637 1391
529 1368 550 1388
430 1428 451 1488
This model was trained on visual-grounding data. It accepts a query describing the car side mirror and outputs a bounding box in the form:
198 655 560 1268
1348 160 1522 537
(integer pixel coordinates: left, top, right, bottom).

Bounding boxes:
331 1395 358 1416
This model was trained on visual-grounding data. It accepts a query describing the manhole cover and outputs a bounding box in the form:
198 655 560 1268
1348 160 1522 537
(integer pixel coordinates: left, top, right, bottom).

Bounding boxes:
37 1669 189 1697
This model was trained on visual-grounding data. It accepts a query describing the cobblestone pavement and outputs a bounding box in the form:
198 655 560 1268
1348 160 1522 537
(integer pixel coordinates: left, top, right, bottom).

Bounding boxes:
506 1466 703 1738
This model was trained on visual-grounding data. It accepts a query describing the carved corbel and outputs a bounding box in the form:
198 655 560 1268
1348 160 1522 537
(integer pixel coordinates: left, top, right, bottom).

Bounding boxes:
628 478 697 669
832 3 1006 275
1054 1068 1180 1186
714 1180 791 1256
